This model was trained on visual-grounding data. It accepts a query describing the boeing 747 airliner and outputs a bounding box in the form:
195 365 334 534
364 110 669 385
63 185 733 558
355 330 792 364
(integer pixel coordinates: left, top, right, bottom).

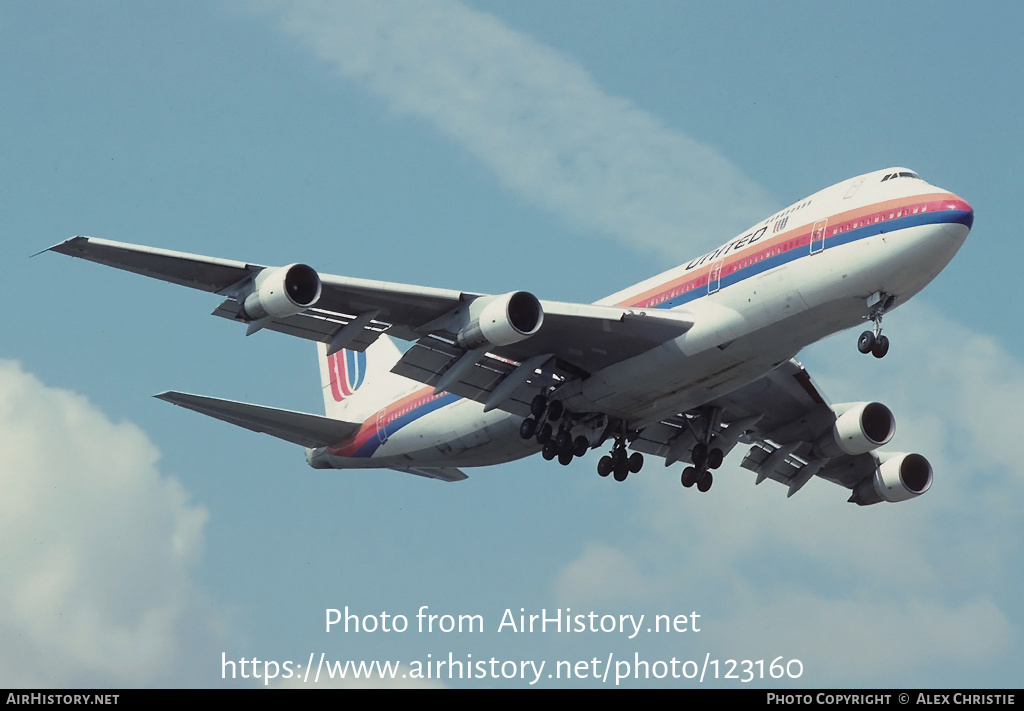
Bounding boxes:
50 167 972 505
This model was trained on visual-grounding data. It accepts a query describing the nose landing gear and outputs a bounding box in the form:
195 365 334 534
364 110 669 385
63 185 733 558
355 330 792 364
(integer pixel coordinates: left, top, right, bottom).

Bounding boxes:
857 291 895 359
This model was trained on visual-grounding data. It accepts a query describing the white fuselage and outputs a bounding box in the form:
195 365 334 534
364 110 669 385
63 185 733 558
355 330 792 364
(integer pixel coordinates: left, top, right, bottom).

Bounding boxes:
308 168 972 470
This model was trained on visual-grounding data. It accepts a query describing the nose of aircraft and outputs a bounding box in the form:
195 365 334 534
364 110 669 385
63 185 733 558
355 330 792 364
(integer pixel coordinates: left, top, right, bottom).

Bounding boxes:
958 197 974 230
941 194 973 238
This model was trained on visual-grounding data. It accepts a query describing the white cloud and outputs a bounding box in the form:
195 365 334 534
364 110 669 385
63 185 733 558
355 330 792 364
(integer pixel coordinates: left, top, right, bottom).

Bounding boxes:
552 302 1020 684
257 0 776 258
0 360 219 686
553 543 666 607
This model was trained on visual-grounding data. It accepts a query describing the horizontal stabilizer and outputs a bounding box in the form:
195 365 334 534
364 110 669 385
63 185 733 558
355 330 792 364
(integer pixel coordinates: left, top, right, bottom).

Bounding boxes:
156 391 359 448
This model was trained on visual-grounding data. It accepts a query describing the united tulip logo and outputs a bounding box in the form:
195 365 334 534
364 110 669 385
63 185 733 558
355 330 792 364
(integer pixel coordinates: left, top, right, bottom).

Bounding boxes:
327 349 367 401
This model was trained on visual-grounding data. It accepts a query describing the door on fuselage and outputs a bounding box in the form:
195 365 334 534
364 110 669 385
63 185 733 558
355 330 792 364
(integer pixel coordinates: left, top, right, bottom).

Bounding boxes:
708 259 723 294
810 220 828 254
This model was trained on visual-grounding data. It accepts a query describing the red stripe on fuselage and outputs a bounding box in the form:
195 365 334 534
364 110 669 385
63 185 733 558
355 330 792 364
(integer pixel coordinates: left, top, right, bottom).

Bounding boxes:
618 193 966 309
329 385 448 457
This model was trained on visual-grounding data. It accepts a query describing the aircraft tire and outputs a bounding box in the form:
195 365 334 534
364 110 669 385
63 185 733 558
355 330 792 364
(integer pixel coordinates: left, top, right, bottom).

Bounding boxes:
519 418 537 439
681 466 696 488
708 448 724 469
542 440 558 460
872 335 890 359
613 462 628 482
547 399 564 421
536 422 552 444
558 450 574 466
692 442 708 470
858 331 876 354
697 471 713 492
573 436 589 457
556 430 573 455
628 452 644 473
598 456 613 477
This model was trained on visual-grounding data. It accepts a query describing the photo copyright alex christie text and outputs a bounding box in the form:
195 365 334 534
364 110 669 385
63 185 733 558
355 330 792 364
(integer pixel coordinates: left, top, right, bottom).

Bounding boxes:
325 606 701 640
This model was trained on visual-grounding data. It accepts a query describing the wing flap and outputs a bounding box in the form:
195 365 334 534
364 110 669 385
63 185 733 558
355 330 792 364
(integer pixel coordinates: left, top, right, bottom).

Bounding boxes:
392 336 561 418
211 301 388 351
492 303 692 374
156 391 359 448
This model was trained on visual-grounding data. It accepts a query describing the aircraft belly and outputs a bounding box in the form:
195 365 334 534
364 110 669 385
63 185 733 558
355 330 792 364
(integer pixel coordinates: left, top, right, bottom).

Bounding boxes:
308 404 536 470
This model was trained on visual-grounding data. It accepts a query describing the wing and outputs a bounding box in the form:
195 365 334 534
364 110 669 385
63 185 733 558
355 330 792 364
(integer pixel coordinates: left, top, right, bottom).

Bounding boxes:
49 236 692 414
631 359 933 505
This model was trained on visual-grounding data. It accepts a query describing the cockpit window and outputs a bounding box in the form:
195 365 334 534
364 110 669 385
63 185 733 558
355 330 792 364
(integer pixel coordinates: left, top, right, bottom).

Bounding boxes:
881 172 922 182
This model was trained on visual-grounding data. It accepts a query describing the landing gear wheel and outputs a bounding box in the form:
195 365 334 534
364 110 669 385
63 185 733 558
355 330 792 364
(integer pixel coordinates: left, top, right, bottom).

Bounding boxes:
707 447 724 470
542 440 558 460
597 456 613 477
872 334 890 359
530 394 547 419
558 450 574 466
519 418 537 439
858 330 876 354
628 452 644 473
573 436 589 457
691 442 708 470
613 461 629 482
697 471 714 492
546 399 564 421
555 430 573 455
681 466 696 488
535 422 552 444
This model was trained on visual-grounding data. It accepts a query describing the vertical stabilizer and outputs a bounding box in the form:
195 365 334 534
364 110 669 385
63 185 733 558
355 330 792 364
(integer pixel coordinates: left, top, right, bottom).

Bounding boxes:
318 336 418 423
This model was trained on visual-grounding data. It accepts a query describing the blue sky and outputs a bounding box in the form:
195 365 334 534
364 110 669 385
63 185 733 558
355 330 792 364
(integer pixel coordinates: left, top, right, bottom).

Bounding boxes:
1 1 1021 688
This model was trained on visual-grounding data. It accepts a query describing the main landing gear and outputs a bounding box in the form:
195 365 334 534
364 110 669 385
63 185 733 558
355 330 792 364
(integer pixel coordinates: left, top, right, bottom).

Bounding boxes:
596 425 643 482
519 394 645 481
679 409 729 493
680 434 724 493
519 393 590 467
857 291 895 359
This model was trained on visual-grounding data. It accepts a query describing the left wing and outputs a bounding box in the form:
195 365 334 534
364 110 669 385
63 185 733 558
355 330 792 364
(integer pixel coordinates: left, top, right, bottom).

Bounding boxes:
631 359 934 505
50 237 692 414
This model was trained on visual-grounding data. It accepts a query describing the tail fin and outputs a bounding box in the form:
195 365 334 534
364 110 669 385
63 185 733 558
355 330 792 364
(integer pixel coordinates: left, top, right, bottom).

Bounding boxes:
318 336 418 422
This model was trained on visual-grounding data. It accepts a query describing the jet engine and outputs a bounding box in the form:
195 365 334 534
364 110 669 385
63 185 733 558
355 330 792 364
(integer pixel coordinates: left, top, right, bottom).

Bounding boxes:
240 264 322 321
812 402 896 458
849 451 933 505
456 291 544 349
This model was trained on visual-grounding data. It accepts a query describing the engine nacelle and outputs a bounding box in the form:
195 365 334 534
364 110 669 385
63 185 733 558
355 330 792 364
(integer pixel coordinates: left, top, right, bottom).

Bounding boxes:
850 451 933 505
456 291 543 349
812 402 895 458
241 264 322 320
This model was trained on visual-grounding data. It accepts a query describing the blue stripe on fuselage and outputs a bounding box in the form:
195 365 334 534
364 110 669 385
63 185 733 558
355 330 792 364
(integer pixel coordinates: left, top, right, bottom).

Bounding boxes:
654 209 970 310
351 392 460 458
